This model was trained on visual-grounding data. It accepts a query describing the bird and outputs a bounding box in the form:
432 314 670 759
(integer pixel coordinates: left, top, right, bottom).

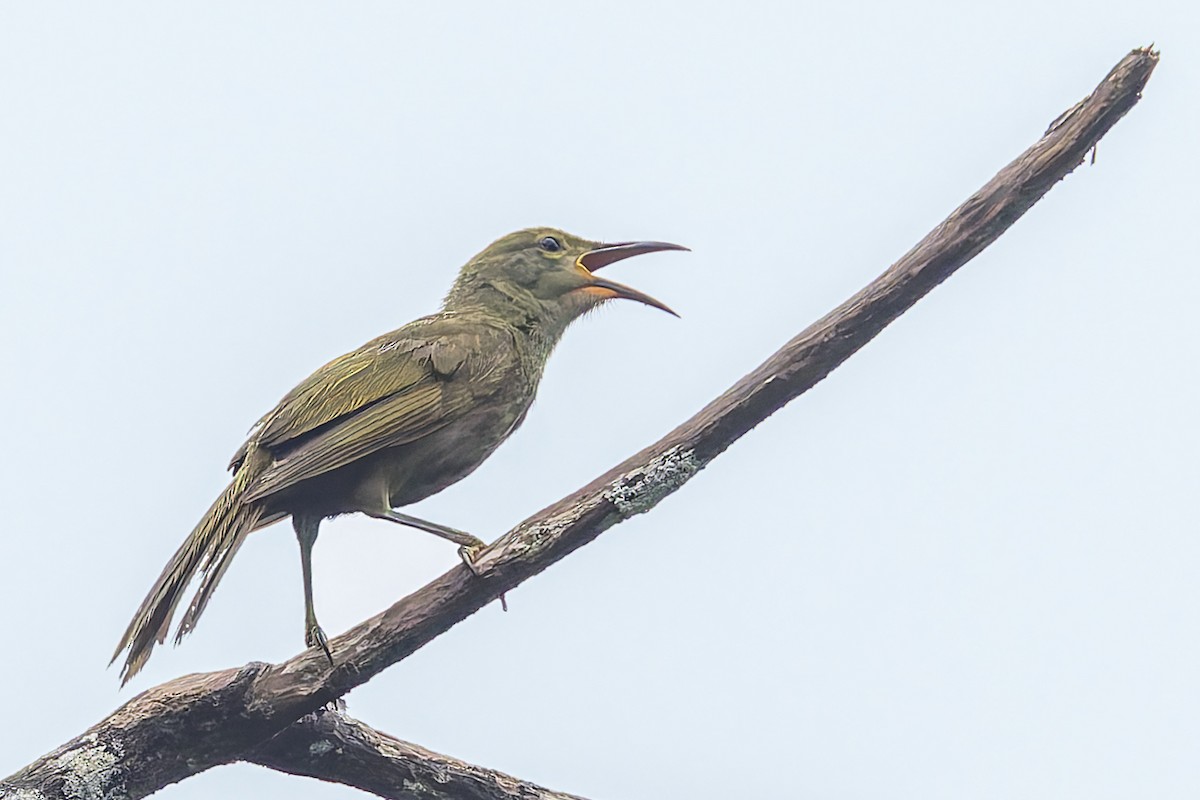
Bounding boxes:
111 227 685 684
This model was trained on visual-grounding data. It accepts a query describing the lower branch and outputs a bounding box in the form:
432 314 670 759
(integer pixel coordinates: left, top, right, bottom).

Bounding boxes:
250 711 587 800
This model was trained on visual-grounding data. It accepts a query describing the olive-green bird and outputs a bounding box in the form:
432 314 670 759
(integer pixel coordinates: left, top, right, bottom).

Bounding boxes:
111 228 685 683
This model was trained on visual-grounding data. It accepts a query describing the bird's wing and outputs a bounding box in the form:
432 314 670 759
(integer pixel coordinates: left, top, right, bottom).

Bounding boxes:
232 320 485 502
242 380 470 502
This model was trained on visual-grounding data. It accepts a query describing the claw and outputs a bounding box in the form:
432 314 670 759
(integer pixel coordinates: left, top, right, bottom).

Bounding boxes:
306 621 334 666
458 545 508 612
457 544 484 575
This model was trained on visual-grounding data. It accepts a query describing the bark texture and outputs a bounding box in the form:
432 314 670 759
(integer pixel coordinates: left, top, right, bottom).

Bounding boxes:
0 46 1159 800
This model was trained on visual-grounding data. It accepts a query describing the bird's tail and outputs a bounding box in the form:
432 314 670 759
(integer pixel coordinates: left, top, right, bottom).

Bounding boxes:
111 445 272 684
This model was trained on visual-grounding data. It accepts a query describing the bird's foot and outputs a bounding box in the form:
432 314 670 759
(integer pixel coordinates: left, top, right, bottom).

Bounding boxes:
306 621 334 666
458 544 508 612
457 543 485 575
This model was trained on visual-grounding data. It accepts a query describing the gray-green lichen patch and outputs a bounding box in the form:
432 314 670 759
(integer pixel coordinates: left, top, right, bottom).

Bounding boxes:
510 521 559 554
400 775 452 798
4 789 47 800
53 734 126 800
308 739 335 756
605 446 702 518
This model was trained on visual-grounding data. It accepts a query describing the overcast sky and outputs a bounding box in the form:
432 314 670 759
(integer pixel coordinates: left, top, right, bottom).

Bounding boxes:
2 3 1197 799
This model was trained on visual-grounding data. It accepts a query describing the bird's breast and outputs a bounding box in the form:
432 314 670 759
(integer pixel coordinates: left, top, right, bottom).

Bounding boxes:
379 392 534 508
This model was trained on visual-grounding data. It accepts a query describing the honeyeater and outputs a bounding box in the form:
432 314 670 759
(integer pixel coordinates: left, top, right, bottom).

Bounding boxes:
111 228 685 683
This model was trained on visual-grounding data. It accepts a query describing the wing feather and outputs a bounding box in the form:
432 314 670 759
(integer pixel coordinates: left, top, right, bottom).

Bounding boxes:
242 380 465 501
254 339 427 450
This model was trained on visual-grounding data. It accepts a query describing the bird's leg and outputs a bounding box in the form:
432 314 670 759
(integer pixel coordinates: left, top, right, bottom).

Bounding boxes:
373 510 486 565
372 510 507 611
293 513 334 664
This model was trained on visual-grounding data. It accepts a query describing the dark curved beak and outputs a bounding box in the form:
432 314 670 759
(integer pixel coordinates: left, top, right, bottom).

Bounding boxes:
577 241 688 317
579 241 690 272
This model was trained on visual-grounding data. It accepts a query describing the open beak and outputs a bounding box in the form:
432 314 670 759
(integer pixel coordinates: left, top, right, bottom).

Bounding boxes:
577 241 688 317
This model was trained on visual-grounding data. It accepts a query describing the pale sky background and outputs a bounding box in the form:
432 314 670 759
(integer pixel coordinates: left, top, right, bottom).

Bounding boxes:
2 3 1197 799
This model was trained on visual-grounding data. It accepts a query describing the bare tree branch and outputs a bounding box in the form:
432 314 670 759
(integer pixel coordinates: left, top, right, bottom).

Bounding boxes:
1 46 1158 800
249 711 588 800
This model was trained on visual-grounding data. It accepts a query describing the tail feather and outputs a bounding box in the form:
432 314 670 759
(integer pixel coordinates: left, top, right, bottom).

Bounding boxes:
111 446 270 684
175 509 258 642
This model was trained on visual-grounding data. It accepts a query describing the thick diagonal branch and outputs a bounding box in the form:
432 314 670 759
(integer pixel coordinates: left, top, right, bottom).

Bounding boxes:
1 46 1158 800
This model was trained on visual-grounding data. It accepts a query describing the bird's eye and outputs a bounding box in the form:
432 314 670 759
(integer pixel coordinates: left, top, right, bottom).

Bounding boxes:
538 236 563 253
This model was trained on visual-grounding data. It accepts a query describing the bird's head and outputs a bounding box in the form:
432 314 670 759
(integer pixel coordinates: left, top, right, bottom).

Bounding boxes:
444 228 686 331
